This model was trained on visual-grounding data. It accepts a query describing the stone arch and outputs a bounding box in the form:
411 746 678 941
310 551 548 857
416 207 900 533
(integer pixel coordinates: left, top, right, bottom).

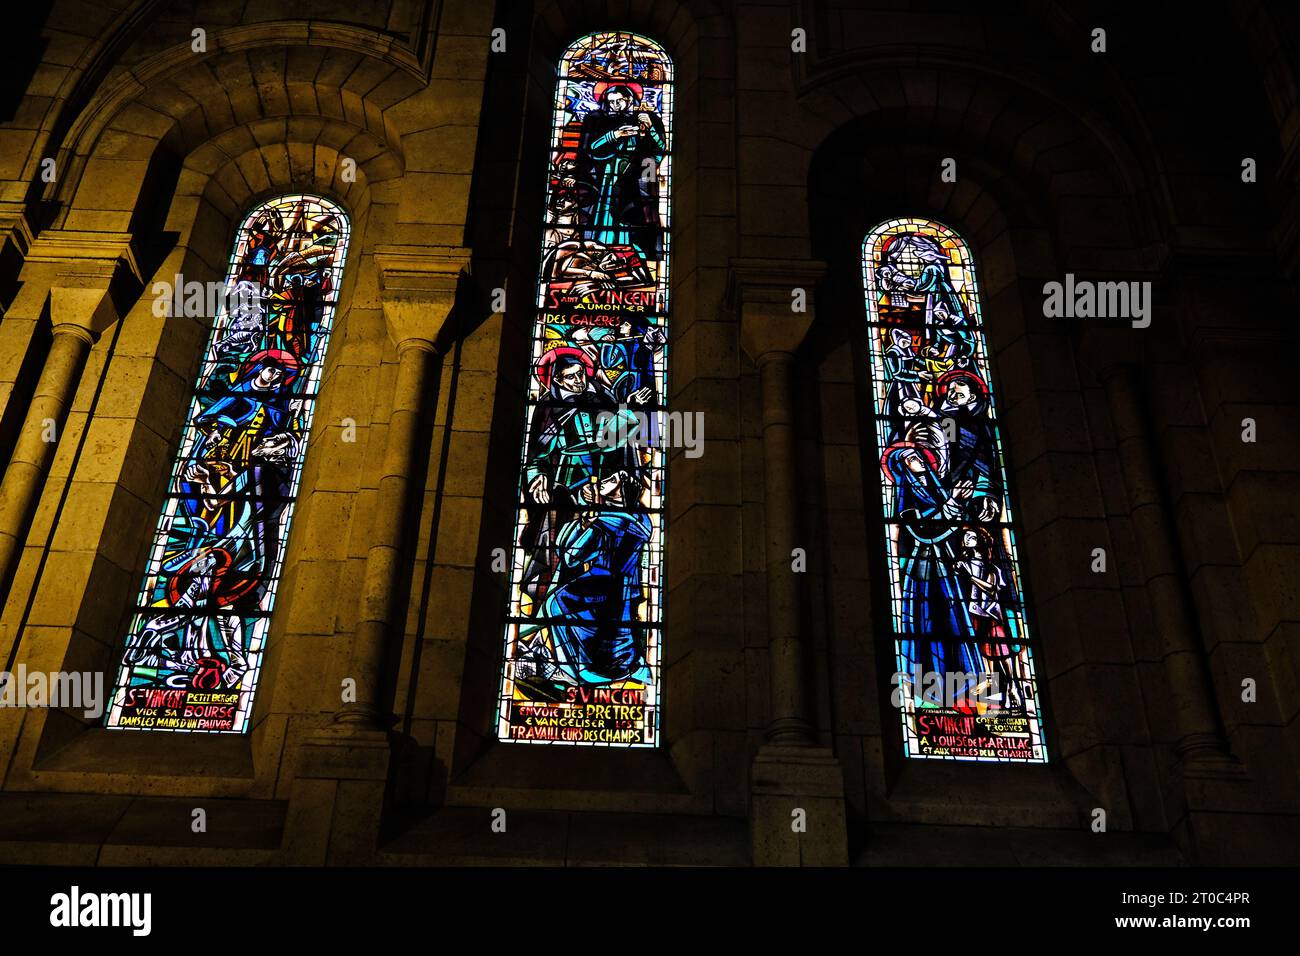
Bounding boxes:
432 0 742 810
798 51 1172 836
16 0 438 189
793 59 1168 268
44 35 415 235
3 134 383 785
0 15 426 789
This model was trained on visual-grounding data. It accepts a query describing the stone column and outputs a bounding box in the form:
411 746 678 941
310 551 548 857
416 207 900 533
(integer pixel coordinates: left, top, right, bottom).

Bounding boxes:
752 347 815 745
334 335 436 727
730 258 848 866
1100 363 1241 778
288 247 468 865
0 324 94 581
0 231 134 602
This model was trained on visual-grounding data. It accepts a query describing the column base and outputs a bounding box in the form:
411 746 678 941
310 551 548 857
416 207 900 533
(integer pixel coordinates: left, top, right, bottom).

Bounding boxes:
1163 741 1262 864
283 726 392 865
749 744 849 866
1175 734 1248 782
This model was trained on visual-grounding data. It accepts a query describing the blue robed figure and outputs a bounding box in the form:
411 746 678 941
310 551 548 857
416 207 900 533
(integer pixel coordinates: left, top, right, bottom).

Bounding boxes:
544 504 653 684
520 350 654 686
885 445 982 697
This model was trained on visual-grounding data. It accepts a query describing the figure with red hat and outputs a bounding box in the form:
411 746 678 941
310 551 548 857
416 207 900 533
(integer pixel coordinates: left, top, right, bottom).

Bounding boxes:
514 344 653 688
195 348 301 467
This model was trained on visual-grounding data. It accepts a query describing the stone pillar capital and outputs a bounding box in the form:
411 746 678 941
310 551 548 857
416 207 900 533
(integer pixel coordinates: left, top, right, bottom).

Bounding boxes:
49 322 96 347
396 336 437 357
0 230 130 595
726 257 826 362
21 229 139 338
374 245 471 349
0 203 34 254
22 229 140 278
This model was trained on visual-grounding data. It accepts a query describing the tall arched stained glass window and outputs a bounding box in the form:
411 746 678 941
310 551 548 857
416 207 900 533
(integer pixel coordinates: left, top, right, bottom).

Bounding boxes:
496 32 673 746
106 194 351 733
863 218 1047 762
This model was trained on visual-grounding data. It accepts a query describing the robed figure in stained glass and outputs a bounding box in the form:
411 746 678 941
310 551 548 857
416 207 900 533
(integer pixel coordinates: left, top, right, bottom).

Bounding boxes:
519 349 652 687
540 476 654 686
865 218 1047 761
883 444 983 703
575 82 666 261
499 32 672 746
107 195 350 734
935 370 1002 521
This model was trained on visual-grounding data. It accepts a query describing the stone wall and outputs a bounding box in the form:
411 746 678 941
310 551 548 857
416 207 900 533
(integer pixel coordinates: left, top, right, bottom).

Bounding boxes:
0 0 1294 866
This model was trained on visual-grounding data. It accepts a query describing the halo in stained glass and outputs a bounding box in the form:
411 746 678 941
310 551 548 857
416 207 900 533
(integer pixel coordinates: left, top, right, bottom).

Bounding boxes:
105 194 350 734
495 32 673 746
863 217 1048 762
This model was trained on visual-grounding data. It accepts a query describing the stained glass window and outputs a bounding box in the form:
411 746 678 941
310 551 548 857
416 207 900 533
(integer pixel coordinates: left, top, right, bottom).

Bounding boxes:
863 218 1047 762
496 32 673 746
106 194 351 733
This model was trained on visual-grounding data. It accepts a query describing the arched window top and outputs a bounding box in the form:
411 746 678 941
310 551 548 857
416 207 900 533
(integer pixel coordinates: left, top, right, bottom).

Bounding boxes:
559 31 673 84
862 216 1048 763
864 218 979 334
106 193 351 734
496 31 673 747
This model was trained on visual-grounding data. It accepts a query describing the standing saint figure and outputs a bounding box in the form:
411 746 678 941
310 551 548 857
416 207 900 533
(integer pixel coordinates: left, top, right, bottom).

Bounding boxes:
936 369 1002 521
576 83 667 261
883 444 982 705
